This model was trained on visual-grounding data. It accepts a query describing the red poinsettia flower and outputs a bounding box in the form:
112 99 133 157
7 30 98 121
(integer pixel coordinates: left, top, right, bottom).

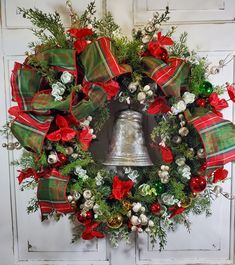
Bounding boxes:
226 83 235 102
209 167 228 183
169 206 185 219
147 96 170 115
208 92 228 110
67 28 93 39
159 144 173 164
147 32 174 61
111 176 133 200
211 108 223 117
74 39 88 54
67 28 93 53
47 115 76 142
77 127 93 151
81 222 104 240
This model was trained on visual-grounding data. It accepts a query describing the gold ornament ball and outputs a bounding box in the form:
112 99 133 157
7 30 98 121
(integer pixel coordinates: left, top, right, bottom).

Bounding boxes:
65 146 74 155
122 200 132 211
107 213 123 229
189 192 199 199
70 201 77 209
181 197 192 208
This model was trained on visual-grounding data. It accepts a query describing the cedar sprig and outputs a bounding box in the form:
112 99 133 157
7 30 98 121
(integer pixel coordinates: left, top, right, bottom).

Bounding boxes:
93 12 120 38
18 7 67 48
79 1 96 28
190 58 207 95
93 103 110 132
170 32 191 58
112 37 142 70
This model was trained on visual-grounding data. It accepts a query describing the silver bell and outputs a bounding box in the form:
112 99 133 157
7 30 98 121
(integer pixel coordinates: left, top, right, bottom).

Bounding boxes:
103 110 153 166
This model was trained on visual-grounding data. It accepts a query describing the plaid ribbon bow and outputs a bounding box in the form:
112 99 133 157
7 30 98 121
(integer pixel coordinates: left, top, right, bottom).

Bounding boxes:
9 37 130 154
141 56 190 97
185 109 235 171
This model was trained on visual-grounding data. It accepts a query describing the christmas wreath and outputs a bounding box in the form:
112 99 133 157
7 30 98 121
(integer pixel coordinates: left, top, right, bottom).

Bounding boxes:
3 1 235 249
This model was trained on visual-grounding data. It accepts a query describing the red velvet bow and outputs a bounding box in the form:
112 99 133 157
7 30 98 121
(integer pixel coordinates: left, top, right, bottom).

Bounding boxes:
210 167 228 183
159 145 173 164
47 115 76 142
67 28 93 54
83 80 120 101
147 96 170 115
147 32 174 61
77 127 93 151
81 222 104 240
226 84 235 102
169 206 185 219
111 176 133 200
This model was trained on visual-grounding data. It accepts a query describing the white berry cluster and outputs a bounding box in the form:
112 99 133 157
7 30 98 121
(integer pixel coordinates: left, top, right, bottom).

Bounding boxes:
158 165 170 184
74 166 89 180
51 71 73 101
171 92 195 115
175 156 191 180
79 116 92 128
137 84 154 104
127 202 154 233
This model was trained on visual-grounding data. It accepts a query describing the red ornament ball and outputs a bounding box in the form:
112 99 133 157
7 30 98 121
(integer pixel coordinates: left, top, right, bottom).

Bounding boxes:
76 210 93 224
189 176 207 193
58 153 68 164
150 202 161 214
196 98 206 108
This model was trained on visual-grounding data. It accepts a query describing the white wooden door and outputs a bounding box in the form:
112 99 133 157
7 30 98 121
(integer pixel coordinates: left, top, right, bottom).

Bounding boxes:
0 1 235 265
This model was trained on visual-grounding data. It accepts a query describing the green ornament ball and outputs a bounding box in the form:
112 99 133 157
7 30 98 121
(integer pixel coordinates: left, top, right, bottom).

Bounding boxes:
200 81 213 96
155 181 166 195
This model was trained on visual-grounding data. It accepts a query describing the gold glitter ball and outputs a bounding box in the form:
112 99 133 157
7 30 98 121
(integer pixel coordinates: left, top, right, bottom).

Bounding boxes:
107 213 123 229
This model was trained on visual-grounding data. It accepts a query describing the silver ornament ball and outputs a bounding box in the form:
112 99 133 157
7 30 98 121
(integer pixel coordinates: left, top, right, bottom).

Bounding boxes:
67 195 74 203
197 148 206 159
172 135 182 144
179 127 189 137
212 185 223 196
48 153 58 164
65 146 74 155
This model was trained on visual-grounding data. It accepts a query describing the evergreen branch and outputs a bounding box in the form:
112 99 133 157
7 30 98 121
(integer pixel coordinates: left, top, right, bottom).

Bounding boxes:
18 7 67 48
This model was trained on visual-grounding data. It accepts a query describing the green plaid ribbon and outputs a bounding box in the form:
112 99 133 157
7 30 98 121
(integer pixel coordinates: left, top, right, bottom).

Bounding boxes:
35 48 77 71
79 37 130 82
37 169 72 219
141 56 190 97
185 109 235 170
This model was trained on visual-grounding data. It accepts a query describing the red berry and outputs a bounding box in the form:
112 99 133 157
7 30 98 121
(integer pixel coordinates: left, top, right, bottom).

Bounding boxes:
196 98 206 108
76 210 93 224
58 153 68 164
150 202 161 214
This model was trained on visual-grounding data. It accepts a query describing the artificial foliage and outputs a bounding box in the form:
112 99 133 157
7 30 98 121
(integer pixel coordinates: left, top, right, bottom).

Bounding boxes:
3 1 235 250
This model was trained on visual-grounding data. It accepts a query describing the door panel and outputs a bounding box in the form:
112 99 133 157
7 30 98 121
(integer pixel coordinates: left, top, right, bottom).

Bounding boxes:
0 1 235 265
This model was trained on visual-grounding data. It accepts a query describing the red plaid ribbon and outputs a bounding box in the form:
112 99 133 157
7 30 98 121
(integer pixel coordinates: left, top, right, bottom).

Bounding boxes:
185 109 235 170
141 56 190 97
